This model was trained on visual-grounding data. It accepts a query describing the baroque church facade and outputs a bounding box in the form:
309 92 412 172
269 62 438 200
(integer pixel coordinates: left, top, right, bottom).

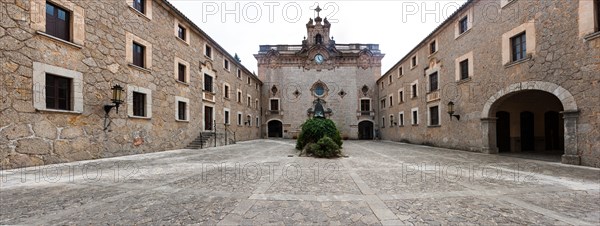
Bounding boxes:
255 12 384 140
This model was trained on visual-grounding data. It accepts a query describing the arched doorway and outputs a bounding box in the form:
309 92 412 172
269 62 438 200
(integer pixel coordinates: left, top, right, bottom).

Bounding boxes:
481 82 578 164
267 120 283 138
358 121 374 140
496 111 510 153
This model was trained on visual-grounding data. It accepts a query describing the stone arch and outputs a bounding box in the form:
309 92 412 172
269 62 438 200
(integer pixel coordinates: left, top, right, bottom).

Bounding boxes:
481 81 577 118
358 120 374 140
480 81 580 165
267 119 283 138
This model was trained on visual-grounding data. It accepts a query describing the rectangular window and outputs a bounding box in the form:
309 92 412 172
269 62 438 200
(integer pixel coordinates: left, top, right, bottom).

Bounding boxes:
132 92 146 117
459 16 468 34
224 59 230 70
45 74 72 111
203 74 213 92
237 113 242 125
412 110 418 125
255 100 259 109
247 96 251 107
177 25 186 40
381 117 385 128
430 106 439 126
390 115 394 126
133 0 145 13
429 72 438 92
237 91 242 103
460 59 469 80
45 2 70 41
133 42 145 68
399 91 404 103
177 101 186 120
411 56 417 67
430 40 436 54
270 99 279 111
237 69 242 78
389 96 393 107
511 32 526 62
399 113 404 126
205 45 212 58
247 77 251 85
388 75 392 84
224 110 230 124
256 117 259 127
412 84 418 98
246 115 251 126
177 63 186 82
380 99 386 109
360 99 370 112
224 85 230 98
399 67 403 76
597 0 600 32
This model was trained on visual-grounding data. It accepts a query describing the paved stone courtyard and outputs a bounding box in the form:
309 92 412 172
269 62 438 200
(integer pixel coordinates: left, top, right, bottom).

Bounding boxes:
1 140 599 225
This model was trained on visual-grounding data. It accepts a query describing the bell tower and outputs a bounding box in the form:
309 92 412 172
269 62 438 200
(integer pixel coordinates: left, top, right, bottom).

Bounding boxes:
305 5 331 46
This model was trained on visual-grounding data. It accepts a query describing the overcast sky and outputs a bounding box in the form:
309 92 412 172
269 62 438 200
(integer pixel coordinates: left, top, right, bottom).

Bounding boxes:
170 0 468 74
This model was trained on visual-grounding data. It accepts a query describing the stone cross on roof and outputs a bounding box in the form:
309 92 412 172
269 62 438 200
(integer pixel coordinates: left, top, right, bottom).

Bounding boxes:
315 5 321 17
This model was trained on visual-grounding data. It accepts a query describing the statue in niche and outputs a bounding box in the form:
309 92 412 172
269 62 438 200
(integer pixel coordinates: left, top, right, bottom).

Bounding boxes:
308 98 332 118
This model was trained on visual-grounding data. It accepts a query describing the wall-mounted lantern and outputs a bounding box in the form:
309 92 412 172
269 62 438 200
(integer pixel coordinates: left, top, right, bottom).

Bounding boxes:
103 84 124 131
104 84 124 115
447 101 461 121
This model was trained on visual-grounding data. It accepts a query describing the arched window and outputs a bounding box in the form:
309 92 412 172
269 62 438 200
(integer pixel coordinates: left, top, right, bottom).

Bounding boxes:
315 34 323 44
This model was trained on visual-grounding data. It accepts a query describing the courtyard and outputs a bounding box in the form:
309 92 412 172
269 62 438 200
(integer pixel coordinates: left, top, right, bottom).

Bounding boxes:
1 140 599 225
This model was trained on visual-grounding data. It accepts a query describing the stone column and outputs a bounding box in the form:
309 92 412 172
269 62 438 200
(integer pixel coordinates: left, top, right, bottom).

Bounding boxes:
561 110 580 165
480 118 498 154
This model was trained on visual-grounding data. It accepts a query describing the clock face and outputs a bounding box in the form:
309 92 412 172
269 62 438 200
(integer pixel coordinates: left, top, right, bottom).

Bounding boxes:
314 54 324 64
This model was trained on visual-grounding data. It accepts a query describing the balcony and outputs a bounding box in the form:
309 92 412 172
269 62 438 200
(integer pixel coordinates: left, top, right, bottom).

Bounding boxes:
357 111 375 117
266 109 283 116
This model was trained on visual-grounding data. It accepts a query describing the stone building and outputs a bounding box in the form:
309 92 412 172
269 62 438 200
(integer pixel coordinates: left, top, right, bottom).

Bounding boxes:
377 0 600 167
255 10 384 139
0 0 262 169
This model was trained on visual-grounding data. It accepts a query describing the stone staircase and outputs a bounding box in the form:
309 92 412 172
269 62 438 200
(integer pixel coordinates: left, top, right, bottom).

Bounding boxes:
186 132 215 149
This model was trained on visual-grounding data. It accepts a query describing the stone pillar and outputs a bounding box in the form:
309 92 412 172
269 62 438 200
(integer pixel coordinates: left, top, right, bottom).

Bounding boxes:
480 118 498 154
561 110 580 165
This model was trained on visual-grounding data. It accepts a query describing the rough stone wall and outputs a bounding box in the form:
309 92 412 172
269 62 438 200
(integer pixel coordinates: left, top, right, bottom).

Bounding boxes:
259 66 380 139
377 0 600 167
0 0 261 169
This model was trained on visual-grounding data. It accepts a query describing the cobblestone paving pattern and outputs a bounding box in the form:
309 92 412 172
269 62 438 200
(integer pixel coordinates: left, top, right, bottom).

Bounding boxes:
1 140 599 225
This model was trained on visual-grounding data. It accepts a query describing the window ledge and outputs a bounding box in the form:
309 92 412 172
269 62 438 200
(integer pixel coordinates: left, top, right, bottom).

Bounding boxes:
398 125 404 127
176 37 190 45
128 64 152 73
128 115 151 120
410 65 417 70
36 108 82 114
36 31 83 49
128 6 151 21
176 80 189 86
176 119 189 123
428 125 441 128
455 28 472 40
412 124 419 126
428 51 438 58
204 55 213 61
456 77 472 85
584 31 600 41
501 0 517 9
504 56 532 68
